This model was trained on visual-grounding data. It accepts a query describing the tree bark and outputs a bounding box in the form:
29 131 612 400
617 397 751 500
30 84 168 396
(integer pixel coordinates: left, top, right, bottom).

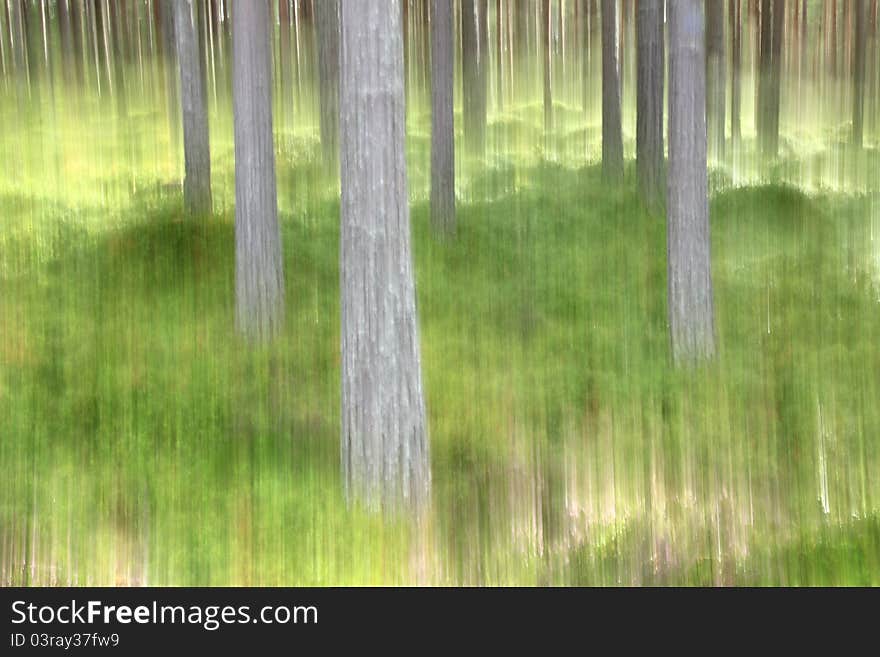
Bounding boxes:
462 0 488 156
601 0 623 181
636 0 664 212
430 0 455 234
667 0 716 364
315 0 340 173
340 0 430 512
232 0 285 340
706 0 726 160
174 0 212 214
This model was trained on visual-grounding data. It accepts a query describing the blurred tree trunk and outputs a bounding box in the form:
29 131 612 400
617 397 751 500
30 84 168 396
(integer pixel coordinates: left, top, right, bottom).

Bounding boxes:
706 0 726 161
462 0 488 156
430 0 455 234
667 0 716 364
758 0 784 158
159 0 180 151
232 0 284 340
852 0 866 147
174 0 212 214
601 0 623 181
278 0 292 128
636 0 664 212
730 0 742 144
542 0 552 143
496 0 504 112
315 0 339 174
340 0 430 513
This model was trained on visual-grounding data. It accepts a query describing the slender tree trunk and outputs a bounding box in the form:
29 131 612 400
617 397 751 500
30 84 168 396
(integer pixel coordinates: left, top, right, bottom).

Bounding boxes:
667 0 716 364
430 0 455 234
767 0 785 157
759 0 784 158
496 0 504 111
174 0 212 215
706 0 726 160
636 0 664 212
542 0 552 144
853 0 867 147
315 0 340 173
601 0 623 181
232 0 284 340
730 0 742 143
462 0 488 156
758 0 770 144
174 0 212 214
278 0 292 128
7 0 27 93
160 0 180 151
340 0 430 513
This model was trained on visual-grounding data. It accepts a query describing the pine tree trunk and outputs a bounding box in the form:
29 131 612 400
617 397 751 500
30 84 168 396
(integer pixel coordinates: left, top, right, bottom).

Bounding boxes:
706 0 726 160
601 0 623 181
542 0 552 142
340 0 430 512
636 0 664 212
430 0 455 234
232 0 284 340
462 0 488 156
853 0 867 147
315 0 339 173
667 0 716 364
174 0 212 215
730 0 742 143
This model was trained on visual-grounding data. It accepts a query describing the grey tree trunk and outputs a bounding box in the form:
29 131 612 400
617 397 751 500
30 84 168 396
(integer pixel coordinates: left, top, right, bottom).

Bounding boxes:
340 0 430 512
496 0 504 111
232 0 284 340
853 0 867 147
462 0 488 156
636 0 664 212
758 0 784 158
667 0 716 364
160 0 181 150
601 0 623 181
315 0 340 173
174 0 212 215
430 0 455 234
730 0 742 144
542 0 552 142
706 0 726 161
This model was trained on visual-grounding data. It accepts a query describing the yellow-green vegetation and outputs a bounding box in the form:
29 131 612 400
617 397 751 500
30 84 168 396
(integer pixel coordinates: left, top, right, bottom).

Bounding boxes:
1 39 879 585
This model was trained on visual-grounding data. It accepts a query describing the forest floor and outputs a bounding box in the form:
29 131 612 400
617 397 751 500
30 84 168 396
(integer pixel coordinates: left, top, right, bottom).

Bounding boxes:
1 101 880 585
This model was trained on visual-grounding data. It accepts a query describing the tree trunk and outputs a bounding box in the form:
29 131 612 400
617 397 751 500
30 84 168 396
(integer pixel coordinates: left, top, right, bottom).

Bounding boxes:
340 0 430 512
853 0 867 147
706 0 726 160
601 0 623 181
462 0 488 156
315 0 340 173
232 0 284 340
730 0 742 143
636 0 664 212
767 0 785 157
430 0 455 234
758 0 784 158
542 0 552 143
667 0 716 364
174 0 212 215
496 0 504 111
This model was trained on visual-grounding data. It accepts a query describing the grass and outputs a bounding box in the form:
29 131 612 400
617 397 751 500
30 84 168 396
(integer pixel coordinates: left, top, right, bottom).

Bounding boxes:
1 50 879 586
